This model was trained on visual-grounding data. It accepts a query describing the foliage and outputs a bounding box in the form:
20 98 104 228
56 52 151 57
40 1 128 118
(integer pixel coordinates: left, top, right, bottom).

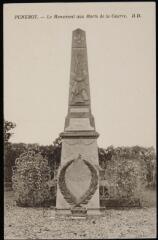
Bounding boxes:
4 136 62 183
4 143 28 182
40 136 62 179
4 120 16 182
5 137 156 203
98 146 114 169
4 120 16 145
102 156 146 201
12 150 51 207
99 145 156 189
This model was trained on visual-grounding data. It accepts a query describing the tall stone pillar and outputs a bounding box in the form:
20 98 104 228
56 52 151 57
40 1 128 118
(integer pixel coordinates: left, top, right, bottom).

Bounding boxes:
56 29 100 216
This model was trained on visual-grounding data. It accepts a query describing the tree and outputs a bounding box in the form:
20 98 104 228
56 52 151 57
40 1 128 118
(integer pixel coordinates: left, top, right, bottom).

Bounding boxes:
139 147 156 188
4 120 16 183
4 120 16 145
98 146 114 169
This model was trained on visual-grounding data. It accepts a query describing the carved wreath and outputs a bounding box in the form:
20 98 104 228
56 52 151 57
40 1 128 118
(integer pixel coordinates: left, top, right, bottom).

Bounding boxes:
58 158 98 207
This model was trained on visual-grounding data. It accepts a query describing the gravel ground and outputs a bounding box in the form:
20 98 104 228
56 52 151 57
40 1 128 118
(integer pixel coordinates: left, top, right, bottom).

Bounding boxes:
4 192 156 239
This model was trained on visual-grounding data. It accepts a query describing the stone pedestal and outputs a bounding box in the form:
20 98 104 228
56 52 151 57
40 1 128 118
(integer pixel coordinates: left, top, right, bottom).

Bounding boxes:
56 136 100 210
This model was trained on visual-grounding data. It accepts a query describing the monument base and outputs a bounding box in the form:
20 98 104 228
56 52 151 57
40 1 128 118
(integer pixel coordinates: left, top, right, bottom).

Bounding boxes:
55 207 105 218
71 206 87 216
56 136 100 209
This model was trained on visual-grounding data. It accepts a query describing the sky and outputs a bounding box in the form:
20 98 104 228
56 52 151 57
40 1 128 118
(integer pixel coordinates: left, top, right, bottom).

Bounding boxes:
4 2 156 148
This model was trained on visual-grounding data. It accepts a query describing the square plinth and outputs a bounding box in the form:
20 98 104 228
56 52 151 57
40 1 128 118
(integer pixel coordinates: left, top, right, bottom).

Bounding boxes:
56 137 100 211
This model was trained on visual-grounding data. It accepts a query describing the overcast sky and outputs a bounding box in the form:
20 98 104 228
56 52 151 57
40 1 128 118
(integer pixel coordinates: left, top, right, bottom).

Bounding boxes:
4 2 156 148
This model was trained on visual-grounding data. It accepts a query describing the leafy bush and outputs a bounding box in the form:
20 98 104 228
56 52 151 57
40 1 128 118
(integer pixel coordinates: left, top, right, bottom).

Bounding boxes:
99 146 156 189
12 150 51 207
4 137 61 184
103 156 146 201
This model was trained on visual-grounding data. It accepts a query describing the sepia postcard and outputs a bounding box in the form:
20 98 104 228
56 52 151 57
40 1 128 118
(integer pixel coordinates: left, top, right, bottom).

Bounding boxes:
4 2 156 239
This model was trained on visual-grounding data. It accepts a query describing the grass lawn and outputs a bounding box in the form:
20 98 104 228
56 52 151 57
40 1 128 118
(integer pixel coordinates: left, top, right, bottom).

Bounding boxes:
4 191 156 239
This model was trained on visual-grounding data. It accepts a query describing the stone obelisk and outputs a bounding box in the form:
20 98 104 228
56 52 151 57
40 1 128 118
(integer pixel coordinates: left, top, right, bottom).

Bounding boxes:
56 29 100 216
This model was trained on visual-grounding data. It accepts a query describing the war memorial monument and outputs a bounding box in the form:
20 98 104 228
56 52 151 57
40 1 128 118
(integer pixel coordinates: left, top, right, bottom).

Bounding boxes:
56 29 101 216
